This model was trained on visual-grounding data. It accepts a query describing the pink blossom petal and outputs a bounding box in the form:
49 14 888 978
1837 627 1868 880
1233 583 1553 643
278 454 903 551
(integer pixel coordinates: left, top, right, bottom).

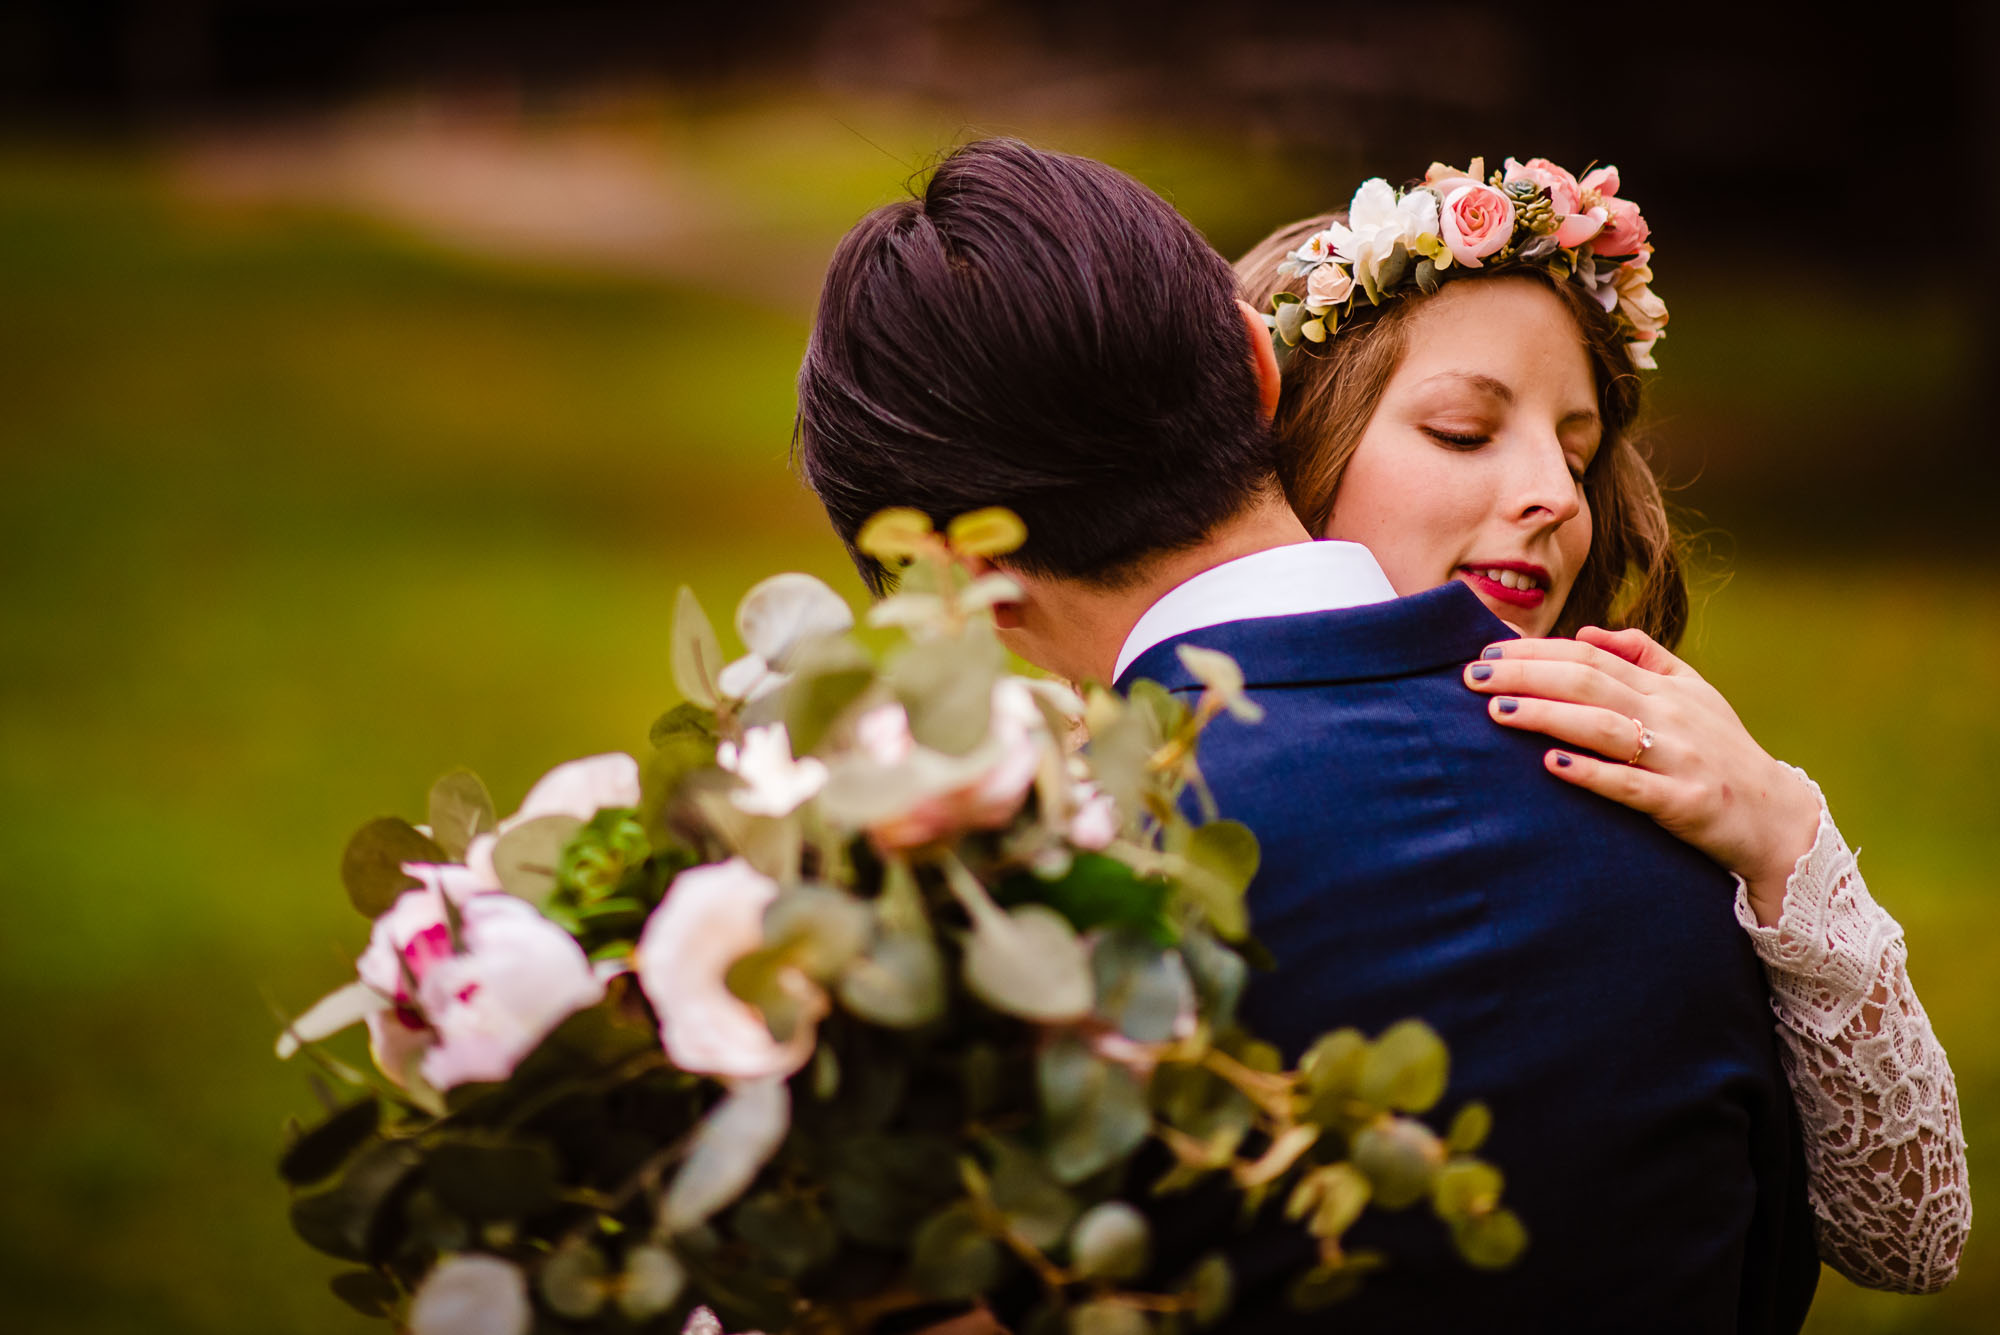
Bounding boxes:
1554 207 1607 249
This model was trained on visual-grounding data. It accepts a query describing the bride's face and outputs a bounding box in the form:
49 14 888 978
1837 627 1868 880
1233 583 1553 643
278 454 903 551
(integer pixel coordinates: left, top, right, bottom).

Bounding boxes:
1324 277 1600 637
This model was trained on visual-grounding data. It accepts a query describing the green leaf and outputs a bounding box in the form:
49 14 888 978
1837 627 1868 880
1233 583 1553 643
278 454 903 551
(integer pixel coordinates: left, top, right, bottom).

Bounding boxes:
837 933 946 1028
1175 821 1259 941
672 585 726 709
1288 1162 1370 1240
782 656 877 757
910 1201 1002 1301
856 508 937 562
1177 930 1246 1031
984 1137 1078 1249
639 730 718 848
735 571 854 669
1414 257 1441 296
664 1077 790 1231
1375 241 1411 292
1273 300 1308 347
1070 1300 1151 1335
1039 1036 1152 1183
962 903 1094 1023
1452 1207 1528 1269
649 700 716 749
488 813 584 906
328 1269 399 1319
288 1139 421 1263
279 1097 381 1185
1006 854 1172 943
425 769 495 862
731 1191 840 1278
946 507 1029 558
1430 1158 1504 1222
826 1132 959 1247
765 884 874 981
539 1241 609 1320
1182 1252 1233 1327
1350 1117 1444 1210
1069 1201 1150 1280
1092 928 1194 1043
1446 1101 1492 1154
426 1138 561 1221
890 627 1004 756
1356 1019 1449 1114
340 817 446 919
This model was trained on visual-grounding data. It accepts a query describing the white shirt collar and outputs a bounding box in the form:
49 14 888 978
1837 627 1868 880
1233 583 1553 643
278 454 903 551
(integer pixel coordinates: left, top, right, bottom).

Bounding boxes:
1112 540 1398 683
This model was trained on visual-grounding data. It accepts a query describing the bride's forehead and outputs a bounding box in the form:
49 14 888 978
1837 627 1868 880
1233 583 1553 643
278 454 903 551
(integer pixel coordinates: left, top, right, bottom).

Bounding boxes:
1392 280 1592 381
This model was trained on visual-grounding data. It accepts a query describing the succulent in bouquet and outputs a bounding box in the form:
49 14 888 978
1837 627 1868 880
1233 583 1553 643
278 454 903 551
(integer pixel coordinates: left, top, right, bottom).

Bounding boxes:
273 509 1524 1335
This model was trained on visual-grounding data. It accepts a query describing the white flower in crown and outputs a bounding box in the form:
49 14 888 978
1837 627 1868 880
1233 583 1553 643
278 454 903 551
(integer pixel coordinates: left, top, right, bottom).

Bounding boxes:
717 722 827 817
1288 229 1342 266
1325 178 1440 294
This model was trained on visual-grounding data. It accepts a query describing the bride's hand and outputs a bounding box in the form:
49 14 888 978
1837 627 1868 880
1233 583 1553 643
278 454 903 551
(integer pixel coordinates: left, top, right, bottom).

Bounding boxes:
1462 626 1822 927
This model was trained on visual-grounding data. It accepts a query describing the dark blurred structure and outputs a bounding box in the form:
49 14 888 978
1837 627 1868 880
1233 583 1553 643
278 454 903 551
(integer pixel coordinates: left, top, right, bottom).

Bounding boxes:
6 0 1996 547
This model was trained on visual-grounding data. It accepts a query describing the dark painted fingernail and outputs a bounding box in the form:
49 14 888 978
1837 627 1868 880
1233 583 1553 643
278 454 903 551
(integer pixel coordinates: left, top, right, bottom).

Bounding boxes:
1554 752 1573 768
1496 697 1518 714
1470 663 1494 681
1481 646 1505 659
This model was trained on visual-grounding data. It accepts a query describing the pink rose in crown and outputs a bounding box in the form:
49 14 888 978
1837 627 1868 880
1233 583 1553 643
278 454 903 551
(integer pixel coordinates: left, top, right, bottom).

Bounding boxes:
1503 157 1607 249
1304 261 1355 311
1440 182 1516 268
357 878 605 1090
1577 166 1649 257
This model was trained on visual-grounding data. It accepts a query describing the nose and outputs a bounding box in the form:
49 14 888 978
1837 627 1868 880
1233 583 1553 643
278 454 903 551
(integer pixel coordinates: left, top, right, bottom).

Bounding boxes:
1511 436 1582 530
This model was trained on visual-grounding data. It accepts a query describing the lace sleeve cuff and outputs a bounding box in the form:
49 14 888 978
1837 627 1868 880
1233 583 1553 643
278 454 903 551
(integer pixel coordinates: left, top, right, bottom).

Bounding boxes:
1731 770 1904 1042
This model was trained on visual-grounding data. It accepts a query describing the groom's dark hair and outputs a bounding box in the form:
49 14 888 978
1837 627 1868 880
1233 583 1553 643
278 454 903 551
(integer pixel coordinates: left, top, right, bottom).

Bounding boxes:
795 138 1278 594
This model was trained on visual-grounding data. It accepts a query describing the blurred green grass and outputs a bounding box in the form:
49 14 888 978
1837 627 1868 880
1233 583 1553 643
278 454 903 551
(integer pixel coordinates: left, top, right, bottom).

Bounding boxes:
0 141 1991 1334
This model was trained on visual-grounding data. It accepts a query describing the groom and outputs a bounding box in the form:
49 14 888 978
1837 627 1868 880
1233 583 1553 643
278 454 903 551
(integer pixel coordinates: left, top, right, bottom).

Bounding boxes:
796 140 1818 1332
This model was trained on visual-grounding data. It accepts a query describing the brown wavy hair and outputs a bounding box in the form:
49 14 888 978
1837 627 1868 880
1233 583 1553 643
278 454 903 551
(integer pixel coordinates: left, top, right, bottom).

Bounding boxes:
1234 214 1687 646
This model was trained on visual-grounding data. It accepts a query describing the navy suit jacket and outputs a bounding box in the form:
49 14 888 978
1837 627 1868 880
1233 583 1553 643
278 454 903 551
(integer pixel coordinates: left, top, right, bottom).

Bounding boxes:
1116 582 1818 1333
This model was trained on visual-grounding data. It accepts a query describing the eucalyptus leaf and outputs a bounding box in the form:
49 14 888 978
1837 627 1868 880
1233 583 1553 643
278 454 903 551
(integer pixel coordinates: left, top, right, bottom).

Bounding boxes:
731 1191 840 1278
782 662 876 757
664 1077 790 1232
672 585 726 709
341 817 446 919
426 770 496 862
1431 1158 1504 1221
1091 928 1194 1043
1175 820 1260 941
1069 1201 1150 1280
837 933 946 1028
1273 300 1307 347
962 903 1093 1024
1008 854 1172 944
764 884 873 981
1070 1300 1150 1335
649 701 716 749
288 1138 421 1263
736 572 854 669
945 507 1028 558
1375 241 1411 292
1350 1117 1444 1210
891 628 1004 756
985 1137 1078 1249
539 1241 609 1319
279 1097 382 1185
910 1201 1002 1301
617 1245 686 1320
1182 1252 1233 1327
1178 929 1246 1031
1452 1207 1528 1269
1446 1101 1492 1154
489 813 585 906
1356 1019 1449 1114
1415 257 1441 295
1039 1036 1152 1183
856 507 937 562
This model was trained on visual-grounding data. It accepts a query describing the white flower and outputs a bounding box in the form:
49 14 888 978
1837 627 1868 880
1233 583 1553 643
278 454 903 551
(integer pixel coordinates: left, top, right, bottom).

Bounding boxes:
464 752 641 886
1331 178 1441 293
1288 229 1340 265
717 723 827 817
736 573 853 668
356 887 604 1089
717 653 784 702
636 858 824 1080
409 1254 531 1335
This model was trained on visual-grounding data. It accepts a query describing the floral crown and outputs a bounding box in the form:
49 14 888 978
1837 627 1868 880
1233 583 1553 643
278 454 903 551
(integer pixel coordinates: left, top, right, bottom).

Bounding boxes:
1267 156 1667 369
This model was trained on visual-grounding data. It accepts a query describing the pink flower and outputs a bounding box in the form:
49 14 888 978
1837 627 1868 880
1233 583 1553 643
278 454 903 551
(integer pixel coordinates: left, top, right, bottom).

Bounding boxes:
1593 197 1651 258
635 858 823 1081
464 753 641 887
358 886 605 1089
1067 782 1119 851
1304 262 1355 311
1439 183 1515 269
855 681 1044 852
1503 156 1606 249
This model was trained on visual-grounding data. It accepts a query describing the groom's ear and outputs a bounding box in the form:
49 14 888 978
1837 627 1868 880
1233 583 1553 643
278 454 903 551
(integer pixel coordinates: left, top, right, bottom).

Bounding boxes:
1237 299 1282 423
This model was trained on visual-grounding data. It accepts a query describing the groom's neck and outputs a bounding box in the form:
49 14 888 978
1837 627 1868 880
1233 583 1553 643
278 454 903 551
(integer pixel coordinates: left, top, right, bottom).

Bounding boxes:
1010 489 1314 686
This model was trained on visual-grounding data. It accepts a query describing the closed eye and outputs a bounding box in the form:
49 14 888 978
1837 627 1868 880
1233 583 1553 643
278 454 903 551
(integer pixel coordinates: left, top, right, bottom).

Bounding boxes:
1424 427 1488 449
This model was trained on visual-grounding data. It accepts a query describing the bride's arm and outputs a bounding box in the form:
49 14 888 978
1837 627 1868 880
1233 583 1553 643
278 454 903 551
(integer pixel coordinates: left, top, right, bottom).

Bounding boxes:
1726 770 1968 1292
1463 628 1969 1291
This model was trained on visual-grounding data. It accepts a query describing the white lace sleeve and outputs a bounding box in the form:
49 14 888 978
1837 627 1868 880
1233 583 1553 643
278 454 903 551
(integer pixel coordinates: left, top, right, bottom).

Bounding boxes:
1731 771 1970 1292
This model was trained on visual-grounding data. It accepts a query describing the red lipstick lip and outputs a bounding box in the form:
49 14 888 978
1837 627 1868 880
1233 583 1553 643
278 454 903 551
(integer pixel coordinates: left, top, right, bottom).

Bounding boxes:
1457 563 1549 609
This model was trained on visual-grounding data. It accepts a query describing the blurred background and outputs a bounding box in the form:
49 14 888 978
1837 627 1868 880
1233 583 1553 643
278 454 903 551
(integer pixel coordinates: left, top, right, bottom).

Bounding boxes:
2 3 1994 1332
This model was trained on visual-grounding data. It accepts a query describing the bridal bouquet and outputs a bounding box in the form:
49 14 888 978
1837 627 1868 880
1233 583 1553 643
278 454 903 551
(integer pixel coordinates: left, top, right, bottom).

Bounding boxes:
273 510 1523 1335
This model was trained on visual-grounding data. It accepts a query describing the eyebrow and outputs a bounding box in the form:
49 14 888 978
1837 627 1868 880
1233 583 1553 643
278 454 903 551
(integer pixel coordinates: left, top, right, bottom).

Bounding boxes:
1416 370 1601 431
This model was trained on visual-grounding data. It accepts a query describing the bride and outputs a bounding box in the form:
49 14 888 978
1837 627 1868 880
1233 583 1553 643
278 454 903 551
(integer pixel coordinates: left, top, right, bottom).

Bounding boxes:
1231 157 1968 1294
